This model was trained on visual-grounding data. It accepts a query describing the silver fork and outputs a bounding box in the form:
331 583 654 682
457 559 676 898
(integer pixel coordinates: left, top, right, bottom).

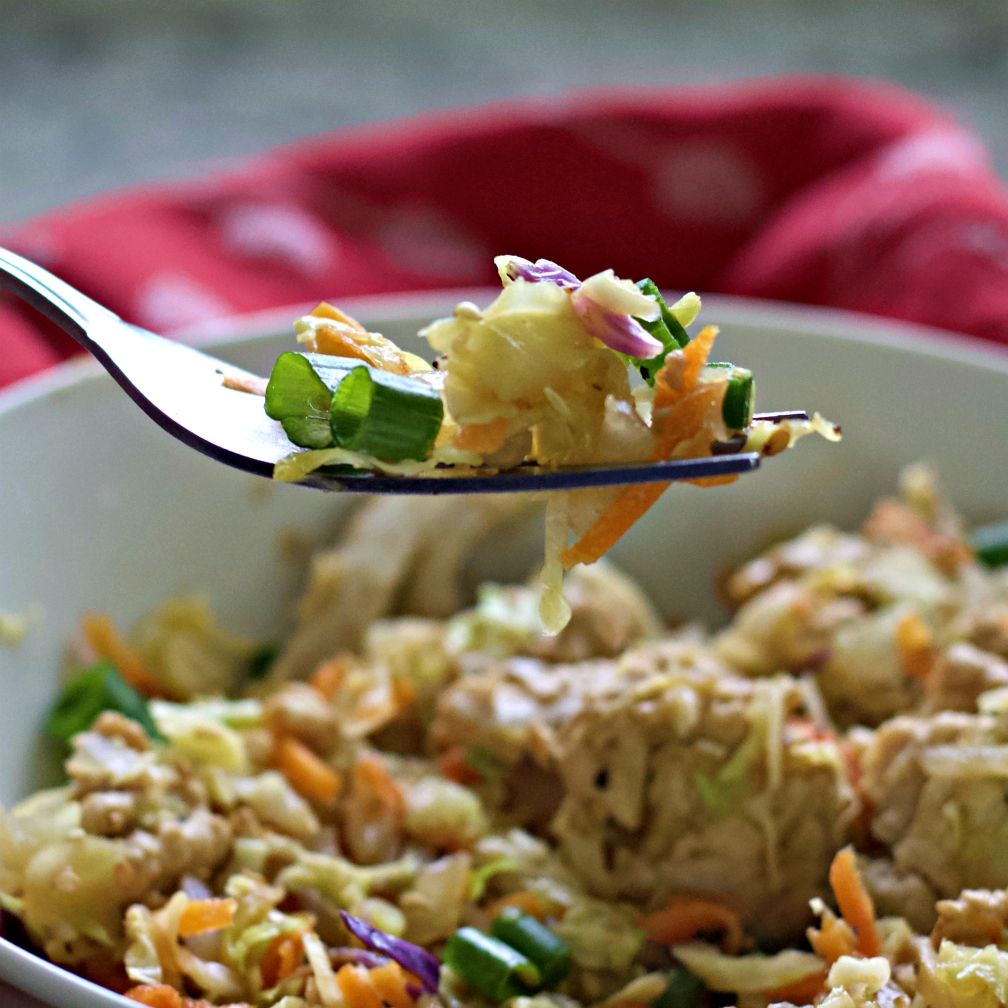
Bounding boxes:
0 245 796 494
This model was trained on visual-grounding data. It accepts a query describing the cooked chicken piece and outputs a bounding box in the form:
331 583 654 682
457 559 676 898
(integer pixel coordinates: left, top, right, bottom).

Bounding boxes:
433 656 622 764
264 682 342 756
79 791 137 837
724 524 870 608
859 710 1008 909
919 643 1008 715
931 887 1008 948
718 537 960 728
91 711 151 752
551 642 855 941
65 730 164 796
272 495 532 682
962 602 1008 659
715 466 993 731
817 603 924 728
714 579 865 678
859 856 940 934
433 641 723 832
444 559 662 667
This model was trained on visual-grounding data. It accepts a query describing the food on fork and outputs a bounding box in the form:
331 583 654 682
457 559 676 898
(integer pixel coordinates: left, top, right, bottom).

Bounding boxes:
263 255 840 632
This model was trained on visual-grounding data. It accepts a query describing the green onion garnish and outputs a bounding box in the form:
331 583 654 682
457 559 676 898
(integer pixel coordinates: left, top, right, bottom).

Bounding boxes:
706 362 755 431
490 907 570 988
47 660 162 744
653 967 706 1008
972 520 1008 568
443 927 541 1002
264 352 357 449
623 278 692 386
247 643 279 681
266 352 444 462
330 365 443 462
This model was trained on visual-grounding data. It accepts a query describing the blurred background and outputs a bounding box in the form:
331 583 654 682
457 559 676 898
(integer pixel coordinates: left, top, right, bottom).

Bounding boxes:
4 0 1008 226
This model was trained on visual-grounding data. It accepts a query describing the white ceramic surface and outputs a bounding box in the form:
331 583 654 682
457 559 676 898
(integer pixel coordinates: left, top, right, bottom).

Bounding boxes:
1 292 1007 1007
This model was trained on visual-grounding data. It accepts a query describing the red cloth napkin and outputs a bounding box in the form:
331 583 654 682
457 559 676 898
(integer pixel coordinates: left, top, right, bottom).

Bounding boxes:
5 75 1008 389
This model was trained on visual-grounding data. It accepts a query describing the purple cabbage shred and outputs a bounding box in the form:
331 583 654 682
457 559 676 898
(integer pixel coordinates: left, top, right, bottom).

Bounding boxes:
329 947 391 970
570 289 664 359
339 910 441 995
509 258 581 289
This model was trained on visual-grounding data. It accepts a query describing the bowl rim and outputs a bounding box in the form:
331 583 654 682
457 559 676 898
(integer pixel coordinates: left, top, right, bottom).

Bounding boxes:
3 291 1008 426
2 290 1008 1008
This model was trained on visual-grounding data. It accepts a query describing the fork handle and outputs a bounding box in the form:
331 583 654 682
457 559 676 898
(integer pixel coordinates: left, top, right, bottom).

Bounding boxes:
0 244 120 347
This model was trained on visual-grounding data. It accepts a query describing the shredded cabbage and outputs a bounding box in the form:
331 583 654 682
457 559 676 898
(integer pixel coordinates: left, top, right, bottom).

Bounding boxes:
672 942 825 993
929 939 1008 1008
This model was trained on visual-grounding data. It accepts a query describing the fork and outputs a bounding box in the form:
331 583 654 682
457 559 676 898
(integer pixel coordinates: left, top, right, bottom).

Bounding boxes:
0 245 801 494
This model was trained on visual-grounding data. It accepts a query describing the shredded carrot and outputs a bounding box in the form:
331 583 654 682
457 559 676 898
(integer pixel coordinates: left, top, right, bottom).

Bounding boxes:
560 482 667 569
807 905 857 965
81 612 166 698
896 612 936 681
310 656 349 701
762 969 828 1004
485 890 546 922
829 845 880 957
687 473 739 489
311 302 367 332
452 417 510 454
336 964 386 1008
355 754 407 823
392 675 418 712
305 304 413 375
222 373 269 396
439 746 483 787
369 961 416 1008
651 381 725 461
561 328 723 569
276 737 343 804
177 897 237 938
260 930 306 989
653 324 718 409
125 986 183 1008
643 899 747 955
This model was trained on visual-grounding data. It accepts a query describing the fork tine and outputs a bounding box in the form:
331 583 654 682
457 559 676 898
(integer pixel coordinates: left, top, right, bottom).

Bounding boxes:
752 410 809 423
301 452 761 494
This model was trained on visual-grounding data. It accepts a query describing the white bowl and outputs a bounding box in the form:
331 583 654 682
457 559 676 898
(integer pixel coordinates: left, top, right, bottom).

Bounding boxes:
1 292 1007 1007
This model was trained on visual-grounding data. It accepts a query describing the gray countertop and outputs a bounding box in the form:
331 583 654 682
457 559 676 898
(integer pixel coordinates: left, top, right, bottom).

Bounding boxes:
3 0 1008 226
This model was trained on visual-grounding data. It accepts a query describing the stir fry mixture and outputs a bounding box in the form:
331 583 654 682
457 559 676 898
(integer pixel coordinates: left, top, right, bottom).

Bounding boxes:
6 467 1008 1008
259 256 840 632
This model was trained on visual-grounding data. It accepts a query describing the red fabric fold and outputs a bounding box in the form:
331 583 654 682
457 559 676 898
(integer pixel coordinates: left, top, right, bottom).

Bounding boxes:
4 75 1008 389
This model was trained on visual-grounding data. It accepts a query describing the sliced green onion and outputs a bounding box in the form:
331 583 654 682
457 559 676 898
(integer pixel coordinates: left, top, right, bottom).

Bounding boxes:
443 927 541 1002
623 278 692 386
653 968 706 1008
972 520 1008 568
331 365 443 462
264 352 356 449
247 643 279 681
706 362 755 431
490 907 570 988
48 661 162 744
